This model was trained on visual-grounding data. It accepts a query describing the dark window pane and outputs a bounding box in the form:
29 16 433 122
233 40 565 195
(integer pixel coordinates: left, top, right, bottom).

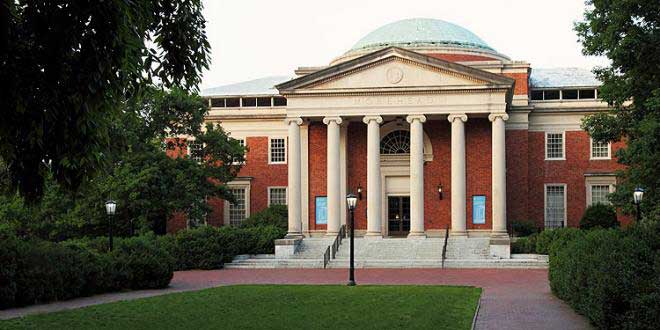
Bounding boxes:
257 97 271 107
273 97 287 106
225 98 240 107
544 90 560 100
242 97 256 107
210 98 225 107
531 90 544 100
579 89 595 99
562 89 578 99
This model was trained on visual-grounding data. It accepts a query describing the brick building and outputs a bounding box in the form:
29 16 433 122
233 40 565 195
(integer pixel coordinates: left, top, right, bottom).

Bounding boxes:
174 18 623 257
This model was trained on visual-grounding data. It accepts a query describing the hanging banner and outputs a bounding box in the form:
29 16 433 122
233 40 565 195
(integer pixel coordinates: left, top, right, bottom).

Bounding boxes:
472 195 486 224
315 196 327 225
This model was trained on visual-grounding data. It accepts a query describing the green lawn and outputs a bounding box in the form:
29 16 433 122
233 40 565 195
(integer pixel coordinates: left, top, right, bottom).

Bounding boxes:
1 285 481 329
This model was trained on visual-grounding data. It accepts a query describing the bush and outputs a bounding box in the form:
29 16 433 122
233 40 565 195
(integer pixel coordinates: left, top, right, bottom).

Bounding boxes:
0 234 174 309
535 228 585 256
511 234 537 253
170 226 224 270
549 221 660 329
241 205 287 231
510 220 539 237
579 204 619 230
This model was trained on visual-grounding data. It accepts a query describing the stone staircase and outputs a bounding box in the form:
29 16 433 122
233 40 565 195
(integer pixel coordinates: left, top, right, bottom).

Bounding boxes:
224 236 548 269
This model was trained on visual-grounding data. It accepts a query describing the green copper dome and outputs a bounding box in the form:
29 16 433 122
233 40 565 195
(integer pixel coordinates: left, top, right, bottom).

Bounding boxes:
350 18 495 52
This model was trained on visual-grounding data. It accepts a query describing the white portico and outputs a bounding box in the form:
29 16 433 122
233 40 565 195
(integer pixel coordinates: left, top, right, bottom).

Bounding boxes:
278 47 514 245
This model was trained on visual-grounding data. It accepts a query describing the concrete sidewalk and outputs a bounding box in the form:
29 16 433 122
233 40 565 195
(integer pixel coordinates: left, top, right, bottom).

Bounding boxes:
0 268 590 329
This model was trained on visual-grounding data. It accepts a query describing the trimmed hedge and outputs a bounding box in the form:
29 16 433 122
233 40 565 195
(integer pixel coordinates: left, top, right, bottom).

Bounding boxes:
549 221 660 329
511 234 537 253
579 204 619 230
535 228 584 256
240 205 287 231
0 234 174 309
510 220 539 237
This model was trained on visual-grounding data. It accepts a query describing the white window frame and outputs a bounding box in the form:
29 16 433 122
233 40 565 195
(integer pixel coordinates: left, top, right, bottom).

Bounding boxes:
187 140 204 163
232 138 246 165
585 176 616 206
589 138 611 160
544 184 567 228
268 136 287 164
545 132 566 160
267 186 288 206
223 181 251 226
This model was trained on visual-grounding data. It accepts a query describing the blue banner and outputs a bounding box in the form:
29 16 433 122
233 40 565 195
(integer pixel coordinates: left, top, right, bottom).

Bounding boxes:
315 196 327 224
472 195 486 224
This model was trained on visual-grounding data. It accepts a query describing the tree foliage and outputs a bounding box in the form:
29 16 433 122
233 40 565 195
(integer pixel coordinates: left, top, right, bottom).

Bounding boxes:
576 0 660 219
0 0 210 201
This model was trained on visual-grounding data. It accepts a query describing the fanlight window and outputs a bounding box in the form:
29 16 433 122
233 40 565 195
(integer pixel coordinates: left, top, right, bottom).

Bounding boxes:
380 130 410 154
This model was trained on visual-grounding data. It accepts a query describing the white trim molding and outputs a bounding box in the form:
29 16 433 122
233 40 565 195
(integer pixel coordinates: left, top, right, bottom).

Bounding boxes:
268 136 288 164
224 179 252 226
544 183 567 228
589 137 612 160
585 176 616 206
544 131 566 161
267 186 288 207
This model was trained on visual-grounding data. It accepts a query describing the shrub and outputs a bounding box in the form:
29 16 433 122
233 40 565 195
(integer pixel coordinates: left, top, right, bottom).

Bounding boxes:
171 226 224 270
549 221 660 329
511 234 537 253
241 205 287 231
579 204 619 230
111 235 174 290
535 228 584 256
510 220 539 237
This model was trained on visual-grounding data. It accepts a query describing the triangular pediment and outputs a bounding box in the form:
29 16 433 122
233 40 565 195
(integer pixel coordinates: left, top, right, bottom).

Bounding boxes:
276 47 514 94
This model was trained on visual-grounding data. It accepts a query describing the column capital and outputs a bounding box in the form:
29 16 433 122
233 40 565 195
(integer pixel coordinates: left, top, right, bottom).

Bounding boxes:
362 115 383 125
285 117 303 125
447 114 468 123
322 116 343 125
406 114 427 124
488 113 509 122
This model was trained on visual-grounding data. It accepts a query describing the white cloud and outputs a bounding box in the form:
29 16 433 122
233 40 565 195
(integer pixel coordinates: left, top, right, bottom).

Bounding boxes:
201 0 609 89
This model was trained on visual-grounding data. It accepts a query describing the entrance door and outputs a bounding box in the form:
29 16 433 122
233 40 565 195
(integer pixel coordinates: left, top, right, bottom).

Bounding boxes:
388 196 410 236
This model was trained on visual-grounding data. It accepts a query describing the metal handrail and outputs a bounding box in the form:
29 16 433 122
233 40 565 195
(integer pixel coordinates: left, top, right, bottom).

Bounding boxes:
323 224 346 268
441 225 450 268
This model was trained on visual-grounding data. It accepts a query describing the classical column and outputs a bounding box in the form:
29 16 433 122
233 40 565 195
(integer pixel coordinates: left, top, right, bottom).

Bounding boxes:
285 117 303 238
363 115 383 238
407 115 426 238
489 113 509 237
448 114 468 236
323 116 342 236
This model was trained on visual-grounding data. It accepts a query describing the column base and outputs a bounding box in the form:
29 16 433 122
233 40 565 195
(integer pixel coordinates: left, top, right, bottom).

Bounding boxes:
490 230 509 239
450 230 468 237
363 232 383 239
285 232 304 239
325 231 339 237
407 232 427 239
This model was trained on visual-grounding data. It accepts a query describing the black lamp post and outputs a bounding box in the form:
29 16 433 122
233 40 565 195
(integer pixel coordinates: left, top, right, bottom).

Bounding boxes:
346 193 357 286
105 200 117 251
633 188 644 221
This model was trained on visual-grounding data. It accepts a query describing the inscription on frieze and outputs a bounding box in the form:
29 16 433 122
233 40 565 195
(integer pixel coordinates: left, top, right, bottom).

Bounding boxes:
352 95 448 106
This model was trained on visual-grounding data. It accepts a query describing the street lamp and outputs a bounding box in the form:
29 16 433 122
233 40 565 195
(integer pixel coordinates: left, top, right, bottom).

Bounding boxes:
633 188 644 221
346 193 358 286
105 200 117 251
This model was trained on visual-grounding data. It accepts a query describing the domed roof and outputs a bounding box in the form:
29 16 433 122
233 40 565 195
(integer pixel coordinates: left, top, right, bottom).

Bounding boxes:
350 18 494 53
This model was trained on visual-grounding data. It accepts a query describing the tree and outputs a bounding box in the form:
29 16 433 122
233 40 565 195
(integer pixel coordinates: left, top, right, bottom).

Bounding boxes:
576 0 660 219
0 0 210 201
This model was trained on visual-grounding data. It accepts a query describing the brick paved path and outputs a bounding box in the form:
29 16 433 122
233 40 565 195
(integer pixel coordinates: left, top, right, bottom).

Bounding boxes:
1 269 590 329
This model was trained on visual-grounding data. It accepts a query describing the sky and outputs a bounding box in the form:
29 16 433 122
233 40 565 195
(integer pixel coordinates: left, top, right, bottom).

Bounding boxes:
200 0 608 90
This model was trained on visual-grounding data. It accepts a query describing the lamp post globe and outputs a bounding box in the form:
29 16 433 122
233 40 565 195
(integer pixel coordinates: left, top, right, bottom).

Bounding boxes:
633 188 644 221
346 193 357 286
105 200 117 251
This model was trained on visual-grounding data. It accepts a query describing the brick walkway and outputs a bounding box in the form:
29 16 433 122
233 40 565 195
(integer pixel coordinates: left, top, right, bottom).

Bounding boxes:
0 269 590 329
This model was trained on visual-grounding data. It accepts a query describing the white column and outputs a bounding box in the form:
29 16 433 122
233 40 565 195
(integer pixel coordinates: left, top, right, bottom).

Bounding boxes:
323 116 342 236
285 117 303 238
407 115 426 238
363 115 383 238
448 114 468 236
489 113 509 237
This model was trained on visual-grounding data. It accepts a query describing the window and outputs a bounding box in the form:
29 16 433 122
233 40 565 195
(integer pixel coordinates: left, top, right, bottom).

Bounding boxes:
228 188 247 225
579 89 596 99
257 97 272 107
268 187 287 206
269 137 286 164
380 130 411 154
545 132 565 160
545 185 566 228
544 90 560 100
232 139 246 165
590 138 610 159
242 97 257 107
210 98 225 107
188 141 203 163
562 89 578 99
273 97 287 107
590 185 611 205
225 97 240 107
531 90 544 100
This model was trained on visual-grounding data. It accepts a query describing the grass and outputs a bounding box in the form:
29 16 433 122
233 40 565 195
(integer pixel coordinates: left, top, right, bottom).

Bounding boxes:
1 285 481 329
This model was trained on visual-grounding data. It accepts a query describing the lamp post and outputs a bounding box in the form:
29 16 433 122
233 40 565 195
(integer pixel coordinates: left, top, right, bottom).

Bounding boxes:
633 188 644 221
105 200 117 251
346 193 357 286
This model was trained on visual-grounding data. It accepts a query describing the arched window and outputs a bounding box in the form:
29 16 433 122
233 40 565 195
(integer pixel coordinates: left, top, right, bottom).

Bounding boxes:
380 130 410 154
